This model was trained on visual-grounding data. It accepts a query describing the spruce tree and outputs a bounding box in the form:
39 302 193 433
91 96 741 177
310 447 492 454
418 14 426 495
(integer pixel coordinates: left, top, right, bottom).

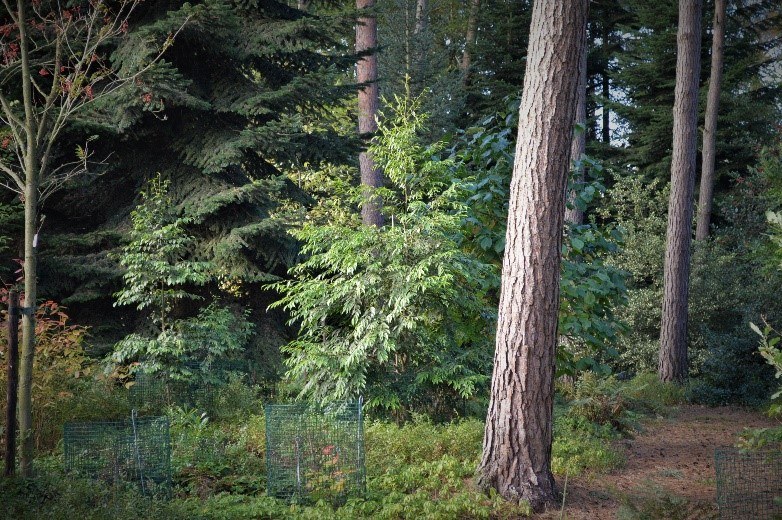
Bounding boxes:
24 0 356 352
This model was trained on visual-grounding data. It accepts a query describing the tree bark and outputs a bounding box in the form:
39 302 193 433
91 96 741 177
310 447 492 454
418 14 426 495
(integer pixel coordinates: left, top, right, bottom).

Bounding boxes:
415 0 428 35
601 22 610 144
460 0 480 83
357 0 383 227
695 0 726 241
4 291 19 477
565 26 588 226
477 0 588 512
659 0 703 383
17 0 39 477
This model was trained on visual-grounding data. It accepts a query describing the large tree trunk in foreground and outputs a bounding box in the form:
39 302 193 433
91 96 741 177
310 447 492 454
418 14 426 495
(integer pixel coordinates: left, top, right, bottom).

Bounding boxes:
659 0 703 383
357 0 383 226
477 0 588 512
565 26 588 226
695 0 726 241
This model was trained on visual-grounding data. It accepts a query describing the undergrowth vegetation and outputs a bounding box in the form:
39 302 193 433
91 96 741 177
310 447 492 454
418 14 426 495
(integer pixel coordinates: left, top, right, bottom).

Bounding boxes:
0 371 684 519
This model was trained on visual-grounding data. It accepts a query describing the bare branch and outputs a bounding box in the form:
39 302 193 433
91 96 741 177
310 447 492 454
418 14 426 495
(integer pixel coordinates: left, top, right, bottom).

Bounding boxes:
0 159 24 192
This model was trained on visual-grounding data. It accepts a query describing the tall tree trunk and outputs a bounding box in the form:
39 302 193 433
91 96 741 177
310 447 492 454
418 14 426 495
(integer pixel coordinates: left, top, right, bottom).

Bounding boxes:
357 0 383 226
601 23 610 144
17 0 39 477
659 0 703 383
415 0 428 35
565 27 588 226
460 0 480 83
695 0 726 241
477 0 588 512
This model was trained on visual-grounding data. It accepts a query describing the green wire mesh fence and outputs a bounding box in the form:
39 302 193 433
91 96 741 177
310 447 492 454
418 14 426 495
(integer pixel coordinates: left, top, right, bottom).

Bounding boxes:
265 399 365 504
63 412 171 497
127 361 250 413
715 447 782 519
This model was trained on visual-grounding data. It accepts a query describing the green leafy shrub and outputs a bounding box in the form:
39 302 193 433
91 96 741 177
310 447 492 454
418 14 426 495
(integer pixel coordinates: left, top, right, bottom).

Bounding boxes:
272 94 497 414
454 101 628 376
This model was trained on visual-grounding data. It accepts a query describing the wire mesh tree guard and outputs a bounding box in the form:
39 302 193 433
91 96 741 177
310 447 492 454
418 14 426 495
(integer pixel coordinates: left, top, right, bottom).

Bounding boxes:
265 399 366 504
63 412 171 497
715 447 782 519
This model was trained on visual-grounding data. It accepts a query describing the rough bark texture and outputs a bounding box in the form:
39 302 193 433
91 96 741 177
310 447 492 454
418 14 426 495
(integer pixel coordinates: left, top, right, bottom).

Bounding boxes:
565 27 588 226
17 0 39 477
357 0 383 227
460 0 480 82
414 0 428 35
477 0 588 511
4 291 19 477
659 0 703 383
601 22 611 145
695 0 726 241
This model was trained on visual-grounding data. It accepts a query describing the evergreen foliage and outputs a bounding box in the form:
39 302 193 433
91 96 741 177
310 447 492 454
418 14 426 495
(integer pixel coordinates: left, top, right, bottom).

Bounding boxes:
25 0 356 352
272 94 497 413
112 176 252 382
611 0 782 182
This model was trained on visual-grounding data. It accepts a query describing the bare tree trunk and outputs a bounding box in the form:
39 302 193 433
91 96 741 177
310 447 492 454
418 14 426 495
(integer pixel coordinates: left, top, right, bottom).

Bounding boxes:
4 291 19 477
565 27 588 226
477 0 588 512
460 0 480 83
357 0 383 226
659 0 703 383
17 0 39 477
695 0 726 241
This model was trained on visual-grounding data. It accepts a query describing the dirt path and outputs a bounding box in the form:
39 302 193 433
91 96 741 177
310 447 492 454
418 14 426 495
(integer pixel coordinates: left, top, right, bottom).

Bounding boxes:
539 405 778 519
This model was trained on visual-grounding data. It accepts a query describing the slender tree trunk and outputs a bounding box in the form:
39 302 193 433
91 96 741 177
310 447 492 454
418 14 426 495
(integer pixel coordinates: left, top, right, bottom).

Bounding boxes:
357 0 383 226
17 0 40 477
460 0 480 83
659 0 703 383
565 27 588 226
477 0 588 511
601 21 611 145
297 0 311 11
695 0 726 240
4 291 19 477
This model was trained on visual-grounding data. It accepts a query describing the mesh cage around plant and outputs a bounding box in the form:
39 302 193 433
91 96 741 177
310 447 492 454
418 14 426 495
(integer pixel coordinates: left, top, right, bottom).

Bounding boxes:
715 447 782 519
265 400 366 504
63 413 171 497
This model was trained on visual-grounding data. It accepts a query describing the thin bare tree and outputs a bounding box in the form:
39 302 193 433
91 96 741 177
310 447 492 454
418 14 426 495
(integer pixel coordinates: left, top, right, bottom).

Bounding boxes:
0 0 185 475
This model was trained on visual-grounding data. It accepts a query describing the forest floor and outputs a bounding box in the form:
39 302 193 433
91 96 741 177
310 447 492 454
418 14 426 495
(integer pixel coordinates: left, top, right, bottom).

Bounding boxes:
539 404 778 519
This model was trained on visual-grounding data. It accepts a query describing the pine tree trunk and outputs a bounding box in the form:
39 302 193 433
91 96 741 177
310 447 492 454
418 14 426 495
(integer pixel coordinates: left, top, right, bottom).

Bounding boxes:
460 0 480 82
565 28 588 226
414 0 428 35
695 0 726 241
477 0 588 512
357 0 383 227
659 0 702 383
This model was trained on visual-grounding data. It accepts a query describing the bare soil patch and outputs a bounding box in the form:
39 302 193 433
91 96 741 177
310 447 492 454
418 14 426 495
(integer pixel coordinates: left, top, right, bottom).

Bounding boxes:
538 404 778 519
